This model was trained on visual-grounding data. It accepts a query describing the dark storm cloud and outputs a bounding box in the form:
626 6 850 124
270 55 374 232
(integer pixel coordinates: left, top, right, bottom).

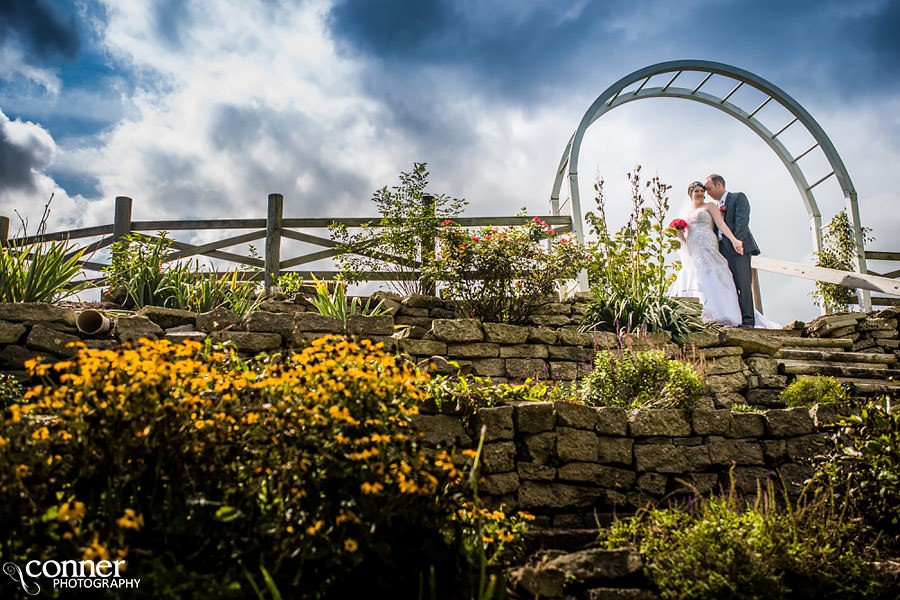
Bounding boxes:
0 116 52 194
0 0 80 60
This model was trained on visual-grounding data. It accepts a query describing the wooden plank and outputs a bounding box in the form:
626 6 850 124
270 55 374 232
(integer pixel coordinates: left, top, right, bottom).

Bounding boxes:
76 260 110 272
872 297 900 306
279 248 343 269
867 268 900 279
279 215 573 228
165 238 265 268
752 255 900 296
130 219 267 230
64 235 115 261
866 251 900 261
166 230 265 261
9 224 114 245
282 229 420 268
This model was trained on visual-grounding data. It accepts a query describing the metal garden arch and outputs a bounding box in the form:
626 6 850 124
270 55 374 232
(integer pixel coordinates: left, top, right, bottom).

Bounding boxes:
551 59 870 310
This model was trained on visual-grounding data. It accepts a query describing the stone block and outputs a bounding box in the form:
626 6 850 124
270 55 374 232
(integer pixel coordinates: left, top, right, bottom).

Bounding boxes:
681 330 722 348
518 481 604 509
532 302 571 315
165 331 208 343
209 331 281 352
509 566 566 599
432 318 483 342
628 409 692 437
470 358 506 377
555 401 600 430
528 315 571 327
696 345 744 359
515 401 555 433
257 300 307 313
557 327 595 346
116 315 164 343
636 472 667 495
394 315 433 329
634 443 711 473
708 437 764 465
293 312 343 333
481 472 519 496
766 407 815 437
506 358 549 380
549 361 578 380
704 355 745 375
557 427 600 462
786 433 830 461
595 407 628 436
746 356 778 376
471 406 514 441
243 311 296 335
527 326 558 344
346 314 395 336
705 372 748 394
778 463 816 495
597 436 634 465
745 388 784 407
518 463 556 481
401 293 444 309
762 439 788 464
545 548 643 582
411 414 471 446
521 432 557 464
547 345 594 361
0 320 27 344
483 322 529 344
722 328 782 354
692 410 733 436
446 342 498 358
399 307 429 317
135 305 196 329
557 463 637 490
500 344 549 358
195 306 240 332
481 442 517 473
731 467 774 494
730 412 765 437
0 303 76 325
681 472 720 495
809 402 855 428
398 338 447 356
0 345 54 369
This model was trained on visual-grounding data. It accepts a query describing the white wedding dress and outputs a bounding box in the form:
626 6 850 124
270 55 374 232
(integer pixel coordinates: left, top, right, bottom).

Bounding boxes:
670 208 779 329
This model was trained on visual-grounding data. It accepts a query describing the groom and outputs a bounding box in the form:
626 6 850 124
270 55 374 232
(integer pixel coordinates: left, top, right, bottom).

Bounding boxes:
704 174 760 327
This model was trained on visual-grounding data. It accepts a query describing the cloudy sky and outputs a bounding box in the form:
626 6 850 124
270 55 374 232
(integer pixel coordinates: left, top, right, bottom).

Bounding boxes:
1 0 898 322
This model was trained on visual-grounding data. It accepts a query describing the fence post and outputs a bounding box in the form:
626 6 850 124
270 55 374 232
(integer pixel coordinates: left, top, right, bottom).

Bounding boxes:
420 194 436 296
0 216 8 247
265 193 283 291
112 196 133 265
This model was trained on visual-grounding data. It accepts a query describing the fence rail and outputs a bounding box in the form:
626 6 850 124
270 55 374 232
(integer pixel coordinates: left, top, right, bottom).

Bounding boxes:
865 250 900 306
0 195 575 291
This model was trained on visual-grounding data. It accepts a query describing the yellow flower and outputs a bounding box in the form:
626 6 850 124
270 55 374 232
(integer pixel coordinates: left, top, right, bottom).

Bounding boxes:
344 539 358 553
116 509 144 531
0 435 7 448
58 501 86 523
82 532 110 562
8 404 21 423
31 427 50 440
360 482 383 494
306 520 324 535
497 529 515 543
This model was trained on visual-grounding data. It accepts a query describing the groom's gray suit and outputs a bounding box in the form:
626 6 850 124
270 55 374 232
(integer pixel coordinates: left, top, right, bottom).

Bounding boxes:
717 191 760 326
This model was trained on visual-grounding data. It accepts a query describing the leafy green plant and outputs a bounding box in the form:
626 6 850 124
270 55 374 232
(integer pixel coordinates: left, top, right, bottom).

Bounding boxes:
599 476 883 600
308 275 389 331
0 198 89 302
580 348 704 409
0 374 24 410
730 403 764 413
276 272 311 295
330 163 468 296
812 210 875 313
426 216 584 323
581 168 703 341
780 376 851 407
425 375 571 421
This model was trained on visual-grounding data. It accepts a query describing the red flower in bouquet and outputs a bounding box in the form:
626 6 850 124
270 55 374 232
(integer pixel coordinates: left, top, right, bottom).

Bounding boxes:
669 218 688 231
719 203 727 212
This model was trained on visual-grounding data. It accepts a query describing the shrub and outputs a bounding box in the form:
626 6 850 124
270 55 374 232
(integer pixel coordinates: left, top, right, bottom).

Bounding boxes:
780 376 851 407
330 162 467 296
0 337 486 598
0 374 24 410
425 375 571 422
104 233 262 318
580 289 708 344
599 478 884 599
818 397 900 548
307 275 389 331
426 216 584 323
580 348 704 409
0 199 89 303
812 210 874 313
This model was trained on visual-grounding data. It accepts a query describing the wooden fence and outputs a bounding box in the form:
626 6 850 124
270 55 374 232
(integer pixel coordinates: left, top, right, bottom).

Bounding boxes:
0 195 575 291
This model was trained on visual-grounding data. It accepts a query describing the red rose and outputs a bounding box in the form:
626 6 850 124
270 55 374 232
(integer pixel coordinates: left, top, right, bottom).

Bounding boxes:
719 204 726 212
668 218 688 231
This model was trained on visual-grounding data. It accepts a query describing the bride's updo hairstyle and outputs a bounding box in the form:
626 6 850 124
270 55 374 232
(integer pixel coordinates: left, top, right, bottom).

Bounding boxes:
688 181 706 195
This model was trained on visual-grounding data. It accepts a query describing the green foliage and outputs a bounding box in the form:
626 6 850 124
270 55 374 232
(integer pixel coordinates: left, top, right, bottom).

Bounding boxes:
307 275 389 331
819 397 900 547
780 376 851 407
730 403 764 413
0 199 89 302
330 162 467 296
276 271 307 295
0 337 488 599
104 233 262 318
580 289 708 344
812 210 874 313
426 216 584 323
581 168 703 341
580 348 704 409
599 478 883 600
0 374 24 410
425 375 571 421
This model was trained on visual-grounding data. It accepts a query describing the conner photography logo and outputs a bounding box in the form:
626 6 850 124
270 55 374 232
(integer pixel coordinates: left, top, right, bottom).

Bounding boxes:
3 559 140 595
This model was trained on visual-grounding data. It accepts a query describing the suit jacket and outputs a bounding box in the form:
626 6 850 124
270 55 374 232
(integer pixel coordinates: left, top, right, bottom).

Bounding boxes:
718 191 760 257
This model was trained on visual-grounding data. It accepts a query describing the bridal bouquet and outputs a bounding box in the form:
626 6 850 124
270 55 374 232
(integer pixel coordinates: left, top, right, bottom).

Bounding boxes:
668 218 688 231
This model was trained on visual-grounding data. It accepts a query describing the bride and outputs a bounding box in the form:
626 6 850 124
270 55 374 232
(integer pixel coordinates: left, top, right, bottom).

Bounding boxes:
670 181 779 328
